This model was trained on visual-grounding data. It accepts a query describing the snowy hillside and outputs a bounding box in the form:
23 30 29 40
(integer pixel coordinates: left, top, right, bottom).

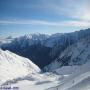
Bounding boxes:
46 59 90 90
45 36 90 71
0 49 61 90
2 53 90 90
0 49 40 85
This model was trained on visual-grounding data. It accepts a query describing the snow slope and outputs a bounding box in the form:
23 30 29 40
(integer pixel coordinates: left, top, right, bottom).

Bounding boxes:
0 49 61 90
0 49 40 85
2 71 61 90
46 60 90 90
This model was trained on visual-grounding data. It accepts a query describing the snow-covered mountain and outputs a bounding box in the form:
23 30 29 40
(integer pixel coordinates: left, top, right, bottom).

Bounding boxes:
0 49 40 85
48 28 90 60
14 33 49 48
0 28 90 90
45 35 90 90
1 33 51 68
44 36 90 71
1 28 90 68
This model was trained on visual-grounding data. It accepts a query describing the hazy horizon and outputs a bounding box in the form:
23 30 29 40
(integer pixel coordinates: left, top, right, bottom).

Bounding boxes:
0 28 90 39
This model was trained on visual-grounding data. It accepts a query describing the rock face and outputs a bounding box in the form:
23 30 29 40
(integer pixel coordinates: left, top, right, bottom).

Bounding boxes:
0 49 40 84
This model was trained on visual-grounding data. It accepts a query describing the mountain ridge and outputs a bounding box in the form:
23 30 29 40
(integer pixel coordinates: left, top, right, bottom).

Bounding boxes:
1 28 90 68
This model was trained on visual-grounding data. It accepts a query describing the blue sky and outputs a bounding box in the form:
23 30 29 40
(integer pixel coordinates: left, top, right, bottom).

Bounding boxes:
0 0 90 37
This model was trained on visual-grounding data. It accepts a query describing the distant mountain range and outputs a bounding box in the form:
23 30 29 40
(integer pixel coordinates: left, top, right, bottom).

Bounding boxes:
1 28 90 69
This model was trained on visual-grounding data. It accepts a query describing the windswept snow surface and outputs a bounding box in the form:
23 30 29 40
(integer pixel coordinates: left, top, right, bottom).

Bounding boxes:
0 49 40 85
9 73 61 90
46 61 90 90
0 72 61 90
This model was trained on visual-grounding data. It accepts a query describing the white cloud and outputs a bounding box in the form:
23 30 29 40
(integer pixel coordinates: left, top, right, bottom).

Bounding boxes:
0 19 90 27
1 0 89 27
37 0 90 21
